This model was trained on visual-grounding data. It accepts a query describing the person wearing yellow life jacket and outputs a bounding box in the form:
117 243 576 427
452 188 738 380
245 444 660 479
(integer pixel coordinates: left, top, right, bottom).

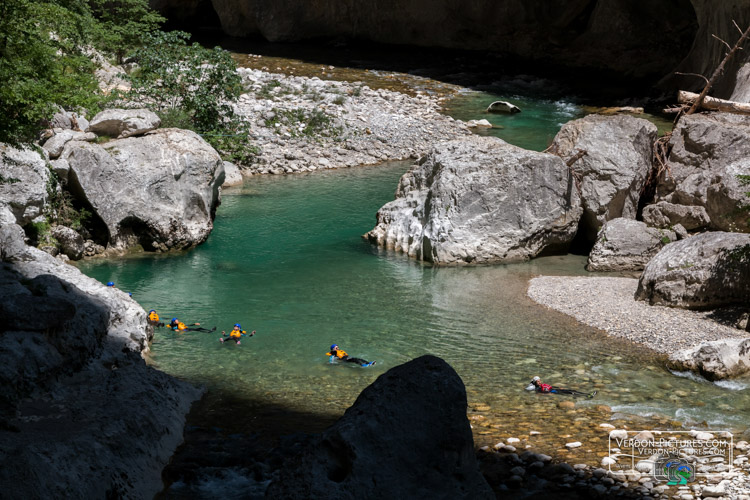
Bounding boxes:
147 309 165 328
220 324 255 344
327 344 375 367
169 317 215 333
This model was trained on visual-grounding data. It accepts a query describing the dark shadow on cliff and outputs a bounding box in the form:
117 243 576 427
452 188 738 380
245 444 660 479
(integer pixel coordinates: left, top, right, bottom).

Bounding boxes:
184 0 700 106
703 244 750 327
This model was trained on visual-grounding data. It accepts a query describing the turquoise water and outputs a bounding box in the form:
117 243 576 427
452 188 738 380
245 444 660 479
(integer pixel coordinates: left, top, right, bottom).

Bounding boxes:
442 89 584 151
77 161 750 444
441 86 675 151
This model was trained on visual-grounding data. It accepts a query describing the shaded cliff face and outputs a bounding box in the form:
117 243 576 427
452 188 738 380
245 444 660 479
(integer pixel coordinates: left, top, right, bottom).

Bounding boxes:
151 0 750 93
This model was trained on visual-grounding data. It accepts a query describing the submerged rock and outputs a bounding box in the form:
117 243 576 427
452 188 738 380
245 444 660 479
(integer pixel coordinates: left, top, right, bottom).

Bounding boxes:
550 114 657 242
486 100 520 113
636 231 750 309
668 338 750 380
364 135 582 265
61 128 225 251
265 355 493 499
587 218 675 272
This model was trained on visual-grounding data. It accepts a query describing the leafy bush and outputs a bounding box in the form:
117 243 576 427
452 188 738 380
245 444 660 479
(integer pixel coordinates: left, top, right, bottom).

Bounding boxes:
126 31 243 133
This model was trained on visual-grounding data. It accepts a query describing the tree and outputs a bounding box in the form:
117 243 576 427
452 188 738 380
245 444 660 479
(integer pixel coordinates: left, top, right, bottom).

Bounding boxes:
126 30 255 165
0 0 101 144
87 0 164 64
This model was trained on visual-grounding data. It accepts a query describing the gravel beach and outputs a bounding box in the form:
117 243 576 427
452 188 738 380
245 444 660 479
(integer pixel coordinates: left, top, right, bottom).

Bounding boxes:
527 276 748 354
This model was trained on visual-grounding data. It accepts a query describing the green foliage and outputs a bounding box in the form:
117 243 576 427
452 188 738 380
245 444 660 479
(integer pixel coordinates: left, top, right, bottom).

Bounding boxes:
126 30 242 133
257 79 282 98
0 0 163 145
0 174 20 184
201 117 260 166
87 0 164 63
25 219 55 247
0 0 102 144
46 169 90 231
264 108 341 140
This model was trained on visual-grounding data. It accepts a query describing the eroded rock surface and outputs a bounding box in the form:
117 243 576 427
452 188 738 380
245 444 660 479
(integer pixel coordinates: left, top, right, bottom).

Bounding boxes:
0 145 50 226
0 224 201 498
636 231 750 309
587 218 675 272
550 114 656 242
365 135 581 265
61 128 224 251
265 355 493 499
88 108 161 139
668 338 750 380
656 113 750 233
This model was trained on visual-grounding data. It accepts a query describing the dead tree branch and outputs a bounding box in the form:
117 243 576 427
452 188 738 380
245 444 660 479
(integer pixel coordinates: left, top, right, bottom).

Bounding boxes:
687 22 750 115
679 90 750 114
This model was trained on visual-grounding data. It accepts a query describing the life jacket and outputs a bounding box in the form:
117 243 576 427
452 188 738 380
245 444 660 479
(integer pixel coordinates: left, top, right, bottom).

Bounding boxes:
537 382 552 393
229 328 245 338
174 321 187 331
148 311 159 322
327 349 348 359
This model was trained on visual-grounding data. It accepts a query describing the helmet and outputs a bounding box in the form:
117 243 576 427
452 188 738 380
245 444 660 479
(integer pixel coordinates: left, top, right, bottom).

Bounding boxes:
531 376 540 382
172 318 178 322
106 282 114 287
234 323 241 328
331 344 338 350
149 310 155 313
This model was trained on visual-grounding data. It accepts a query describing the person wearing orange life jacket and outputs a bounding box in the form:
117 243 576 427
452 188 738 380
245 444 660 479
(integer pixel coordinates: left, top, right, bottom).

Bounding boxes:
220 324 255 344
327 344 375 367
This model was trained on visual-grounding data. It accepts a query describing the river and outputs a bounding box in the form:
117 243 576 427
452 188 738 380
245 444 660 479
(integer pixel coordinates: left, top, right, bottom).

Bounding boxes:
76 58 748 479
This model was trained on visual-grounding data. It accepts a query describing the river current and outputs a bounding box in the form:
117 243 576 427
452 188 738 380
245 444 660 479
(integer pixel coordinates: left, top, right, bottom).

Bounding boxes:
77 68 749 466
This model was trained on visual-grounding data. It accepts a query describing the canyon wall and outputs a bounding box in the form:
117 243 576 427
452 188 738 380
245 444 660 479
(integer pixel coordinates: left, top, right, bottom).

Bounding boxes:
152 0 750 93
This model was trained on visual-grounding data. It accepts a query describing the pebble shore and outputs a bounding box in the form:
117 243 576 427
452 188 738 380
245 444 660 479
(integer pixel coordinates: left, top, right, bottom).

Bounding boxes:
234 67 471 175
527 276 748 354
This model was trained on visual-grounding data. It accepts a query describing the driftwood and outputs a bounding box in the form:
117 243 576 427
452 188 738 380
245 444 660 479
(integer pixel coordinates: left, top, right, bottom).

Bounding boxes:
678 90 750 114
685 22 750 115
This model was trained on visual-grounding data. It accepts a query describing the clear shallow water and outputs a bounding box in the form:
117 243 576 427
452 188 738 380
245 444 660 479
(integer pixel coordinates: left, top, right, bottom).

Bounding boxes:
442 85 674 151
442 88 584 151
77 161 750 452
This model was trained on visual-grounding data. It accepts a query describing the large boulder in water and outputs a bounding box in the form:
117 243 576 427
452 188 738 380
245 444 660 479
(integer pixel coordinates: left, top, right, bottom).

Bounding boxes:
668 338 750 380
655 113 750 233
635 231 750 309
265 355 493 499
61 128 225 251
364 135 582 265
586 218 675 272
549 114 657 243
0 145 50 227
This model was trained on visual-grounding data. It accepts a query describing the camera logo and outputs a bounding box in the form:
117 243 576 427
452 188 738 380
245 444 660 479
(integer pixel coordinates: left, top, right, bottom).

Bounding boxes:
654 457 695 485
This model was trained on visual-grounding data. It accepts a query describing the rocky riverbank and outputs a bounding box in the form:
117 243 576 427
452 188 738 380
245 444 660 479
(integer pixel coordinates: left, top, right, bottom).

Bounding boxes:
0 224 202 498
527 276 748 355
234 67 471 175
